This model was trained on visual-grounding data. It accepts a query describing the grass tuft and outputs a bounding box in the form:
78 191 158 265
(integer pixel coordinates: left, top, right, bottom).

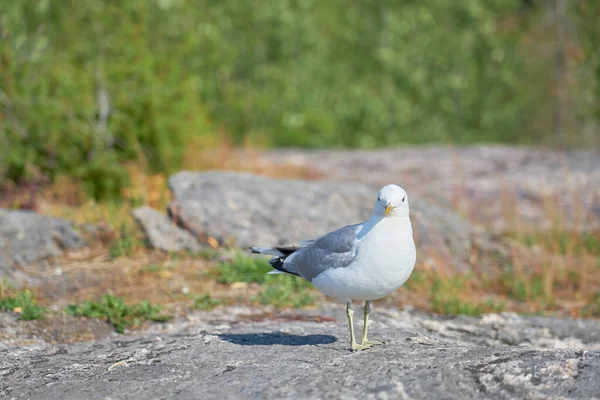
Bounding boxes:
211 254 317 309
501 266 546 303
582 292 600 318
65 294 172 333
0 289 46 320
192 294 223 311
429 275 505 316
212 254 273 284
254 280 317 309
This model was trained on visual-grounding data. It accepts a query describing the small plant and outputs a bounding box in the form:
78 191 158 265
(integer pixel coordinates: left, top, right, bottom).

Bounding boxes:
582 292 600 318
192 294 223 310
255 282 316 309
141 262 177 274
403 270 428 290
212 254 273 284
212 253 317 308
109 234 138 258
581 234 600 255
142 264 162 273
106 218 146 258
510 231 600 257
502 268 545 303
0 289 46 320
65 294 172 333
430 275 504 317
196 248 223 261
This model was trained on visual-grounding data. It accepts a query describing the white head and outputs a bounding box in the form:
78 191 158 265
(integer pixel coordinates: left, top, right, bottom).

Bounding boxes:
373 184 410 218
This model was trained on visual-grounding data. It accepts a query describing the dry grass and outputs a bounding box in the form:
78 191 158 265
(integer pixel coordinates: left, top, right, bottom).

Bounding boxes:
390 235 598 318
0 141 323 313
181 135 323 180
9 140 323 261
389 191 600 317
25 250 326 315
2 146 598 318
26 251 233 307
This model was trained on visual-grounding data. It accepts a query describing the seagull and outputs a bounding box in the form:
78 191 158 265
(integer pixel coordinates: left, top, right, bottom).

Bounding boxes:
251 184 416 351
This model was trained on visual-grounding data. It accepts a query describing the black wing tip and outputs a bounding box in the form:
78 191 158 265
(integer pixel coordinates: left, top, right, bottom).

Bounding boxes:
249 246 301 277
269 256 301 277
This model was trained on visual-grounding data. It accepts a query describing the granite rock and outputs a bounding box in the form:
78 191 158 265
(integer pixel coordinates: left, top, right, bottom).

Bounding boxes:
133 206 203 252
1 306 599 399
0 209 84 286
168 171 499 271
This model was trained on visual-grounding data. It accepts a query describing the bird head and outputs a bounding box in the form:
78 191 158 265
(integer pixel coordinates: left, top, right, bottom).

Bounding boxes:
373 184 409 218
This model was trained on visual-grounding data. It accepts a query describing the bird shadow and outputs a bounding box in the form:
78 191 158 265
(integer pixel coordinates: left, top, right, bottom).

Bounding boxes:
218 331 337 346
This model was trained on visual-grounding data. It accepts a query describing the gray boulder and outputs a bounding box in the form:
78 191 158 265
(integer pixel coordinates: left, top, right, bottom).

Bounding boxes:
168 171 500 271
257 146 600 232
133 206 203 252
0 209 84 286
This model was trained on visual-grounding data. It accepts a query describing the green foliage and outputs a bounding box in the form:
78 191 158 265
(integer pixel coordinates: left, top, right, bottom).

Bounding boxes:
108 222 143 258
141 261 175 273
254 282 316 309
213 254 274 284
196 248 223 261
0 0 212 198
582 292 600 318
1 1 598 198
65 294 172 333
402 270 428 290
430 275 504 316
192 294 223 311
502 271 545 302
108 236 137 258
510 231 600 257
574 1 600 122
213 254 317 308
0 289 46 320
503 231 600 304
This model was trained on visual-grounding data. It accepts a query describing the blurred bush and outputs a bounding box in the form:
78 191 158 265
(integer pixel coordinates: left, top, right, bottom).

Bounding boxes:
0 0 598 198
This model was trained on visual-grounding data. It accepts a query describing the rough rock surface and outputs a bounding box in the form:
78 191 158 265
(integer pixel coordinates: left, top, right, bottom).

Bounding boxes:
1 306 599 399
257 146 600 232
133 206 203 252
0 312 116 347
168 171 496 271
0 209 84 286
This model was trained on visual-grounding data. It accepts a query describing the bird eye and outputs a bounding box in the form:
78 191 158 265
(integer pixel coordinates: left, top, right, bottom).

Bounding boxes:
402 196 405 202
377 196 380 202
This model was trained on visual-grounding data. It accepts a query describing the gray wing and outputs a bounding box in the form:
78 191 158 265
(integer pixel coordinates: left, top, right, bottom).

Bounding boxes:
285 224 360 281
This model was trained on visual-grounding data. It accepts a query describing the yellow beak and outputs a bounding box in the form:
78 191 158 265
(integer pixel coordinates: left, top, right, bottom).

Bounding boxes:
385 203 392 216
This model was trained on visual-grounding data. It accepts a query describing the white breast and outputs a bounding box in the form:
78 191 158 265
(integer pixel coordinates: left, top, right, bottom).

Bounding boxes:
311 217 416 302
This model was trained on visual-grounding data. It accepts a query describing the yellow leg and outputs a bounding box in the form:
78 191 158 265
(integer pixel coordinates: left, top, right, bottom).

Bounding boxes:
346 301 372 351
361 301 382 346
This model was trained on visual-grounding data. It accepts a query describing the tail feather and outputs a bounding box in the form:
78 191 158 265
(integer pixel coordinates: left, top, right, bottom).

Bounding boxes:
267 270 285 275
250 247 285 257
249 246 301 277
